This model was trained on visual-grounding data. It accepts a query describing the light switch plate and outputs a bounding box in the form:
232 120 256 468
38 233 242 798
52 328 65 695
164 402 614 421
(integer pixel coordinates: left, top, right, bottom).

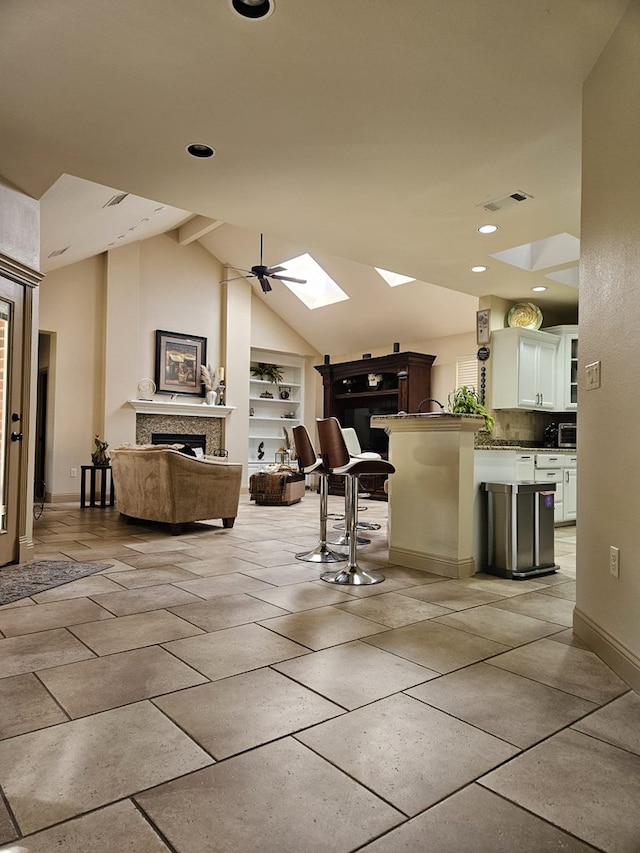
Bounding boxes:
585 361 601 390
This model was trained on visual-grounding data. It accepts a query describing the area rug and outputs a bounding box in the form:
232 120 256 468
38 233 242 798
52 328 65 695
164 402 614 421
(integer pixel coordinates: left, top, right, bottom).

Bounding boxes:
0 560 114 606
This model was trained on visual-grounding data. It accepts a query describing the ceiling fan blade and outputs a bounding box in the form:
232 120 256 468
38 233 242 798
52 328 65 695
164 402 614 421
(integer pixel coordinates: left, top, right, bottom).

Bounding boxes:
265 265 286 275
271 274 307 284
258 275 272 293
223 270 255 283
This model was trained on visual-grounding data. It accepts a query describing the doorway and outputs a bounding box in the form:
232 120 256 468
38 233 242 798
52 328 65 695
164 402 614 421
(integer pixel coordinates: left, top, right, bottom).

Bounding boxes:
0 276 25 566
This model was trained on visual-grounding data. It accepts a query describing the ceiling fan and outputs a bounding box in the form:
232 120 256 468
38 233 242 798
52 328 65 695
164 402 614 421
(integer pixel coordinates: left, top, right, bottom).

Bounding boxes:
225 234 307 293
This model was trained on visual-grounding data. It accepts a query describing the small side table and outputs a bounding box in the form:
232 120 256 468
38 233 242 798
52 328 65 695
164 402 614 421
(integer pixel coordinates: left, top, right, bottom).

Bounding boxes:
80 465 115 508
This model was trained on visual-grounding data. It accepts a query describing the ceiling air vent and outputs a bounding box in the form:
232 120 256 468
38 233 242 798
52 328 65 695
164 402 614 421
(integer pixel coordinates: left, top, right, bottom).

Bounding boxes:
103 192 129 208
47 247 69 258
481 190 533 213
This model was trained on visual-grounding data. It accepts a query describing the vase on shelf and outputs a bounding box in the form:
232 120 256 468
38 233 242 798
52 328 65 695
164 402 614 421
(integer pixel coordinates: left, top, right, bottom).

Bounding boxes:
205 391 216 405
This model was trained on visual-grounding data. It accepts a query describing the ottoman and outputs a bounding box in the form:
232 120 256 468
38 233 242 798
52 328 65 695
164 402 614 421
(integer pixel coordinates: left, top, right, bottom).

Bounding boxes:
249 471 306 506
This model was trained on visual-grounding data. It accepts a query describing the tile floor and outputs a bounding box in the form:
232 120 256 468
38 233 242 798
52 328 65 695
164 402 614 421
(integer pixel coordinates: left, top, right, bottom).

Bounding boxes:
0 493 638 852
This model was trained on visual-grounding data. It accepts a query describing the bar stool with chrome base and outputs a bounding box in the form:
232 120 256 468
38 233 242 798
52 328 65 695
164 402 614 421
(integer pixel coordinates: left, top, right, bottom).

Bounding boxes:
334 427 382 532
316 417 395 585
292 424 347 564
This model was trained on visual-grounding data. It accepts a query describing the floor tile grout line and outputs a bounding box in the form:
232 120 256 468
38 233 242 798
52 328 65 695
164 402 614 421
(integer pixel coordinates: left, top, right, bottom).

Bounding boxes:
0 778 20 842
288 733 413 821
401 683 597 754
132 797 182 853
472 782 608 853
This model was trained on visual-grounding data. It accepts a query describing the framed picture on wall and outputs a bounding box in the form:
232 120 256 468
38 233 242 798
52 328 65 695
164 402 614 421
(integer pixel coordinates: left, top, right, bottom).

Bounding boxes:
476 309 491 345
155 330 207 396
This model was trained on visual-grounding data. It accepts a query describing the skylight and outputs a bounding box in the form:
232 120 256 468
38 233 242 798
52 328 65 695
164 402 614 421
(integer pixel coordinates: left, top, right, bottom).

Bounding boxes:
277 253 349 309
375 268 416 287
490 233 580 272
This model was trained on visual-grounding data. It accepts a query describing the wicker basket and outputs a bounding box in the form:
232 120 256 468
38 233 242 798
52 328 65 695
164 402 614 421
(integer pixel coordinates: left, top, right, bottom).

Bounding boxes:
249 471 305 505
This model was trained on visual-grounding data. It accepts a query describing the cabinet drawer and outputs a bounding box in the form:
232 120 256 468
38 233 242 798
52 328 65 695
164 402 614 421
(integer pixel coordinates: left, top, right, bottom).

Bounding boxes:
534 472 563 502
534 469 562 482
535 453 566 468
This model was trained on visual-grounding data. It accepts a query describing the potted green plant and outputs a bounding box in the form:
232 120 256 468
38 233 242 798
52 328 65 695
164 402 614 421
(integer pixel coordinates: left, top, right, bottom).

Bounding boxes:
448 386 495 432
251 362 284 384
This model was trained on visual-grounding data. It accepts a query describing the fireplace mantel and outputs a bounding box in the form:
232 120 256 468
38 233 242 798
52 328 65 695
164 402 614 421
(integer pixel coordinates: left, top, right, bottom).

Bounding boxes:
127 399 235 418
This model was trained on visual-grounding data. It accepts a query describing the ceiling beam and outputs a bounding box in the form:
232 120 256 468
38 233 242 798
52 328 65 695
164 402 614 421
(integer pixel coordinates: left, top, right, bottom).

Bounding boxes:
178 216 224 245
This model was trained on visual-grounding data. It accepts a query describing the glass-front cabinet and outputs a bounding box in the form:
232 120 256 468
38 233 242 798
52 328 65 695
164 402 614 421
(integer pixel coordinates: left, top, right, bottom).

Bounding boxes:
546 325 578 411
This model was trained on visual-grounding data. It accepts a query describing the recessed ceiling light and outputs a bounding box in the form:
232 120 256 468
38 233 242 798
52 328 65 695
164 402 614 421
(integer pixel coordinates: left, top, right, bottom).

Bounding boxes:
532 285 547 292
186 143 216 159
470 265 488 273
477 224 499 234
229 0 274 20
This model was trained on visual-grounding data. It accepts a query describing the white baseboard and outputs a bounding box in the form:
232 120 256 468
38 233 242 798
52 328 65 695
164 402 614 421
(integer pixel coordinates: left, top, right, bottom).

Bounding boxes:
47 492 80 504
388 546 475 578
573 606 640 693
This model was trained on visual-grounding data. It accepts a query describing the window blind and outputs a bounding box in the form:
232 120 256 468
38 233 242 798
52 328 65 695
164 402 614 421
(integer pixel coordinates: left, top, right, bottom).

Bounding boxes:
455 355 478 390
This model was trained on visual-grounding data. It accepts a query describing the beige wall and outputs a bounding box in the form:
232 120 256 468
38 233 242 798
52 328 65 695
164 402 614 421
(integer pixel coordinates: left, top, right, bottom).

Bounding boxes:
39 231 321 498
40 233 226 498
39 254 106 500
575 0 640 689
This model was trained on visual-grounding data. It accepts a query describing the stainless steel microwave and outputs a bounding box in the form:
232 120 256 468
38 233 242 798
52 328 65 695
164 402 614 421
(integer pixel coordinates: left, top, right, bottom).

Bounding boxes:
558 422 577 448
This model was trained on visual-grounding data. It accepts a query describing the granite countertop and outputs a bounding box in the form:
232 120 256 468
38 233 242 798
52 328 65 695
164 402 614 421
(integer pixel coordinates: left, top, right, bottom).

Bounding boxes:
474 444 577 453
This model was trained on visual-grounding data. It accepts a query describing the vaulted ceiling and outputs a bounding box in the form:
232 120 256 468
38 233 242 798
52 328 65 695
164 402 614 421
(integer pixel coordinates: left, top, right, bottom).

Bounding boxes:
1 0 628 353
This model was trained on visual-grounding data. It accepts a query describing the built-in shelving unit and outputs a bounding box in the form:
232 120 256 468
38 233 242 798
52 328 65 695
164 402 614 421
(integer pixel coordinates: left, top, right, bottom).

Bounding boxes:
248 350 304 478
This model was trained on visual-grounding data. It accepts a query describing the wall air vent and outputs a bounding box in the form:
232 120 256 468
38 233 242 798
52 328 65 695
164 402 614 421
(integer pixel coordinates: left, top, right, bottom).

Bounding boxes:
47 247 69 258
481 190 533 213
103 192 129 208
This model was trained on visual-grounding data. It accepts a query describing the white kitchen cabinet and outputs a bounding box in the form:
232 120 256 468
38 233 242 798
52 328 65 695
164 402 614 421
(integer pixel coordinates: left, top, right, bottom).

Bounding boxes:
534 467 564 523
491 327 559 411
248 350 304 478
474 450 535 484
535 452 577 524
563 466 577 521
545 325 578 411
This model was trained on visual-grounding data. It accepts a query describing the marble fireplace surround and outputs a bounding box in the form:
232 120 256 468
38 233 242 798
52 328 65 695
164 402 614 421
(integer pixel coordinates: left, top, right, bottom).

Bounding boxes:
127 400 234 456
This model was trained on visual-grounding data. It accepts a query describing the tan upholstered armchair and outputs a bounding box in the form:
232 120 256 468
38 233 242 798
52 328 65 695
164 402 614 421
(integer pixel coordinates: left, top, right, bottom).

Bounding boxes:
110 444 242 534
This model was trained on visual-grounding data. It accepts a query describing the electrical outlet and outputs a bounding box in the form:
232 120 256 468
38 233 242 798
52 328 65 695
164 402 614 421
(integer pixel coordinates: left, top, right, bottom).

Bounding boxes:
610 545 620 578
70 467 77 478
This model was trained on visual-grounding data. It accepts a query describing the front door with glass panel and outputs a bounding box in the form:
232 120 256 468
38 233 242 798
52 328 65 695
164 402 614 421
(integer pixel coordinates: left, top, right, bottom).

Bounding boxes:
0 277 24 566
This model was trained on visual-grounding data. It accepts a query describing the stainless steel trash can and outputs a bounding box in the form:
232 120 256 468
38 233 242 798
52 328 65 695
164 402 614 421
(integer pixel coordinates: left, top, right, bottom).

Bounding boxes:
483 481 558 579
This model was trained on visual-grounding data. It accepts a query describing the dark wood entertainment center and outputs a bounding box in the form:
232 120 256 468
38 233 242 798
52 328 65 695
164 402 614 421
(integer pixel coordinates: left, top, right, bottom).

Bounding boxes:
315 351 436 497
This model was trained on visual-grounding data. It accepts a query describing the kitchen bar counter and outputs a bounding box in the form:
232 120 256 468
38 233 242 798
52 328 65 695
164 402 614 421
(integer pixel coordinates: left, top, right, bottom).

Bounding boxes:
371 413 484 578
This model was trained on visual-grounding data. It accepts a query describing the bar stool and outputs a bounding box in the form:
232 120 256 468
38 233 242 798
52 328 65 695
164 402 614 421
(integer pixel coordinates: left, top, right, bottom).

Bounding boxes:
336 427 382 532
292 425 347 564
316 417 395 585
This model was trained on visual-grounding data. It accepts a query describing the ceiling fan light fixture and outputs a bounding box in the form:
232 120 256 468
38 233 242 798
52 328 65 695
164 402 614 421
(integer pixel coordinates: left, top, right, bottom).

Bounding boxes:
229 0 274 20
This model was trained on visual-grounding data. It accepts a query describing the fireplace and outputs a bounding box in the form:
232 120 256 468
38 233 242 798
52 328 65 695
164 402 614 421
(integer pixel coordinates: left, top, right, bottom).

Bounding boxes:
152 433 207 454
136 413 223 456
